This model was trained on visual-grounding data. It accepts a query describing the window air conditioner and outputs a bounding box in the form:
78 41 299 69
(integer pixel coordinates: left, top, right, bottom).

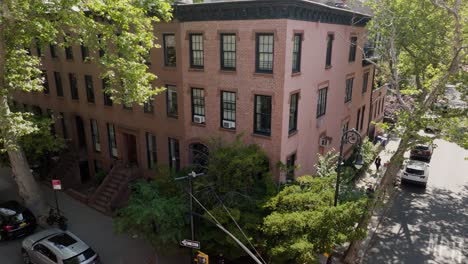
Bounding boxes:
193 115 205 124
222 120 236 129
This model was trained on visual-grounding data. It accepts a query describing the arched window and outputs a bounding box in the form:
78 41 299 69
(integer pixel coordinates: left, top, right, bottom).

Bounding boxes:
189 143 209 172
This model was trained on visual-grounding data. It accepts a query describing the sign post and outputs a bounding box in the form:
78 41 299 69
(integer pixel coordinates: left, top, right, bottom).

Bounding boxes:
52 180 62 214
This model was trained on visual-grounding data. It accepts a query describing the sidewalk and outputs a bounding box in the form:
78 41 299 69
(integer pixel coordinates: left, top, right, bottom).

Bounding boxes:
352 136 401 264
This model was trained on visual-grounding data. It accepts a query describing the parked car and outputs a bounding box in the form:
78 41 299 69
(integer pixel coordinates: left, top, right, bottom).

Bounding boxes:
401 160 430 187
0 200 37 241
22 228 100 264
410 144 434 162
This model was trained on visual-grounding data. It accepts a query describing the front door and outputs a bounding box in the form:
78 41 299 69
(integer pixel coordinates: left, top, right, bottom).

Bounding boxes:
124 133 138 166
79 161 90 183
75 116 86 148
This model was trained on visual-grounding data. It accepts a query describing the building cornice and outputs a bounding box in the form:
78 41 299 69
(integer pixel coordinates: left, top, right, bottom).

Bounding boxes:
174 0 370 27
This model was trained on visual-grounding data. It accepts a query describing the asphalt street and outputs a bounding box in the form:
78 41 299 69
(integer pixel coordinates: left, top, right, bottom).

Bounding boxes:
363 139 468 264
0 167 189 264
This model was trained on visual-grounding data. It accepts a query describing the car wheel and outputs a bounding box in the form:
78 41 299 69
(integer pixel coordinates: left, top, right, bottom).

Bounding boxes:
22 249 31 264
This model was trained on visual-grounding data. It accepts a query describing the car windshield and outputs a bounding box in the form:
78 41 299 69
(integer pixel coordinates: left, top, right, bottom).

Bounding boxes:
406 167 425 175
63 248 96 264
415 145 429 151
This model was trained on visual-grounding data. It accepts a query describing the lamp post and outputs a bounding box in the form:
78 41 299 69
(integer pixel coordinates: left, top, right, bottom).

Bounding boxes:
334 128 364 207
327 129 363 264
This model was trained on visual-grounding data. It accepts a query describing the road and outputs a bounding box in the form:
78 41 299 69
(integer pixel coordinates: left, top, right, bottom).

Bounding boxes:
0 167 189 264
363 139 468 264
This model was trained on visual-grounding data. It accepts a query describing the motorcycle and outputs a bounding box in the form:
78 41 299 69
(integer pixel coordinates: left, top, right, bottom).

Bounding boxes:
46 208 68 230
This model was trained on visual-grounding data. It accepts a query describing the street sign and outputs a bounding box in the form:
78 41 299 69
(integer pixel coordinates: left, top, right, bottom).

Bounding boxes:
180 239 201 249
52 179 62 190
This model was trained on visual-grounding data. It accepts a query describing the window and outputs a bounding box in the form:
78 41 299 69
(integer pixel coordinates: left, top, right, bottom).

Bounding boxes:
107 123 117 158
42 71 49 94
146 133 157 169
191 88 205 123
348 36 357 62
286 153 296 181
69 73 79 100
103 79 112 106
84 75 94 103
316 87 328 118
377 99 381 115
221 34 236 70
292 34 302 73
63 248 96 264
123 102 133 110
64 35 73 60
356 108 361 130
47 109 55 135
98 34 105 58
143 98 154 113
90 119 101 152
254 95 272 136
289 93 299 133
54 72 63 97
360 105 366 131
362 72 369 93
60 112 68 139
221 91 236 129
163 34 176 67
94 160 102 173
345 77 354 103
342 121 349 136
381 98 385 113
33 244 57 263
35 38 42 57
168 137 180 171
81 44 89 62
166 85 178 117
50 44 58 58
256 33 274 73
189 34 204 68
325 34 334 67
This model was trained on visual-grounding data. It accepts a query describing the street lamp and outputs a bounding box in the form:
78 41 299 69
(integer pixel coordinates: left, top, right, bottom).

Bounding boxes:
334 128 363 207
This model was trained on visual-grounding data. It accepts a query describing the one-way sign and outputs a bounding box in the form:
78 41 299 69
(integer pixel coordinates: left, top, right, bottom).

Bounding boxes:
180 239 201 249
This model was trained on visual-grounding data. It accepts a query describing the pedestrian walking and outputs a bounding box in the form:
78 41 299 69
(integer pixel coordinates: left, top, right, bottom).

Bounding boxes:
375 156 382 171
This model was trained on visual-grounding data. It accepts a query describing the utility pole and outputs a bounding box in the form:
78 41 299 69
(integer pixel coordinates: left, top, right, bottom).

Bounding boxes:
175 171 205 262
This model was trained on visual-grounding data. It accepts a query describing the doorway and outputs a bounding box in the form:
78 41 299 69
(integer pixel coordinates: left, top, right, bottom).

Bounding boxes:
124 133 138 166
79 160 90 183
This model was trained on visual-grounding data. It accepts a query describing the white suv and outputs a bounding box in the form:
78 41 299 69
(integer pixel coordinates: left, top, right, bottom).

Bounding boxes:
401 160 430 187
21 228 100 264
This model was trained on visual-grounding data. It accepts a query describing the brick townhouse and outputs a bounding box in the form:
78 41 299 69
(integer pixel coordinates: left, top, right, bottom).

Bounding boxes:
12 0 386 210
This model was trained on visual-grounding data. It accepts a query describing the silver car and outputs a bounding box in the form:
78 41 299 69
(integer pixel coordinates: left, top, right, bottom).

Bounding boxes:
21 228 100 264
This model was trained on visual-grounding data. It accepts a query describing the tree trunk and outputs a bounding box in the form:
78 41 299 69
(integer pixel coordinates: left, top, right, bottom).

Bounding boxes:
0 1 48 220
343 137 409 264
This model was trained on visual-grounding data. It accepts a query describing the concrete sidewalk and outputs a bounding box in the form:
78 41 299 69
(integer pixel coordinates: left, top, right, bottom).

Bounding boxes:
0 167 190 264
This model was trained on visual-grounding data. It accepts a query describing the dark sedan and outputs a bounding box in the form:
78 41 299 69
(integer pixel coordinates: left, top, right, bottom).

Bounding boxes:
0 201 37 241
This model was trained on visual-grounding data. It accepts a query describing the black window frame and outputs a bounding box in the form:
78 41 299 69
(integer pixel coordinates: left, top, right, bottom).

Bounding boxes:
381 98 385 113
325 33 334 68
316 87 328 118
191 88 205 123
81 44 89 62
60 112 68 139
289 93 299 133
84 75 95 103
90 119 101 152
163 34 176 67
35 38 43 57
189 34 204 68
256 33 274 73
168 137 180 171
143 98 154 113
54 72 63 97
50 44 58 58
69 73 79 100
220 33 236 70
345 77 354 103
348 36 358 62
64 35 74 60
292 34 302 73
103 79 113 106
356 108 361 130
166 85 178 118
42 71 49 94
254 95 272 136
107 123 117 159
146 132 157 169
220 91 236 129
286 153 296 181
362 71 369 94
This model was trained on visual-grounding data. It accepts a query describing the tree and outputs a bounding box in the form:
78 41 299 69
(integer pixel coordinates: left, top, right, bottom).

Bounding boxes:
344 0 467 261
262 175 367 263
193 137 275 260
113 167 187 251
0 0 171 218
